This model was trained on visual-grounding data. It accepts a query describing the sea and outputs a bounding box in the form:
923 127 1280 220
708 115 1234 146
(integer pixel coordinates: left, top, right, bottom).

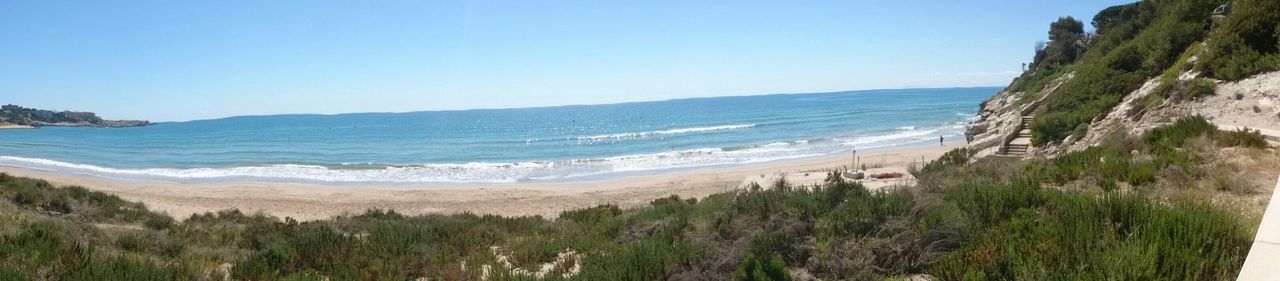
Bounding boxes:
0 87 995 184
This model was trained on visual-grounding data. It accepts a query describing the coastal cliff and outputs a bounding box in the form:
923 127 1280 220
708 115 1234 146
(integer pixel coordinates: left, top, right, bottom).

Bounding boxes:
0 104 149 128
967 0 1280 158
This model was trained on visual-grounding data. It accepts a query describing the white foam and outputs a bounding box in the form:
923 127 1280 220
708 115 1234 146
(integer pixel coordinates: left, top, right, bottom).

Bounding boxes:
575 124 755 143
0 122 967 184
842 128 940 146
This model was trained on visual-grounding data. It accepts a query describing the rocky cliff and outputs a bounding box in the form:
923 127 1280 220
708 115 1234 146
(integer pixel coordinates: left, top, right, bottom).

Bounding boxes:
967 0 1280 158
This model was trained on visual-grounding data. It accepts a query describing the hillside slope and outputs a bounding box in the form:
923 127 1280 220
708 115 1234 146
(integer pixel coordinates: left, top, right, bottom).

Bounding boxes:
967 0 1280 157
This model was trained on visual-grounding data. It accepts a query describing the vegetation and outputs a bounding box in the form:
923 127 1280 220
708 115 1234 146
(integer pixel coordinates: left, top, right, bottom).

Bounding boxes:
1022 0 1223 145
1005 0 1280 145
2 1 1275 279
0 104 148 128
1031 17 1088 68
0 117 1269 280
1198 0 1280 80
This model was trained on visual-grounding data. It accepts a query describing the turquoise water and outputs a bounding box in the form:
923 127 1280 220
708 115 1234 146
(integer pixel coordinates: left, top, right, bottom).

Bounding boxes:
0 87 994 184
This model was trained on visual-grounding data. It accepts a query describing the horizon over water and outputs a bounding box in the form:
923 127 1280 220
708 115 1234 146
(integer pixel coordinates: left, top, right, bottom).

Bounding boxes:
0 87 996 184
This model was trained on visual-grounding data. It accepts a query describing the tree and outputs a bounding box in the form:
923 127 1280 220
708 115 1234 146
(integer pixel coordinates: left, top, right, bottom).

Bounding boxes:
1049 16 1085 42
1091 2 1148 32
1033 17 1087 67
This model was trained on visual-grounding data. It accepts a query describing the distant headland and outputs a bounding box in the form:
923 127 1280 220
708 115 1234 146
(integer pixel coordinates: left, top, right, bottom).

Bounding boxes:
0 104 149 129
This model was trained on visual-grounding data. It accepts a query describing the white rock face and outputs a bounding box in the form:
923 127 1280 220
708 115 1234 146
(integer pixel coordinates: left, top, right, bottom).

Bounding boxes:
1043 69 1280 155
1192 71 1280 130
965 73 1073 158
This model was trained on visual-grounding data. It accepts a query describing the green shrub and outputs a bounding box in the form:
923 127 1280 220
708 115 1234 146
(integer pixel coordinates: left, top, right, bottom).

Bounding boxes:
144 215 173 230
70 255 179 281
115 232 148 252
1026 0 1221 144
932 184 1249 281
1 221 68 265
1144 115 1217 148
1217 128 1270 148
1187 78 1217 99
1144 115 1269 149
1199 0 1280 80
0 266 25 281
922 148 975 174
733 252 790 281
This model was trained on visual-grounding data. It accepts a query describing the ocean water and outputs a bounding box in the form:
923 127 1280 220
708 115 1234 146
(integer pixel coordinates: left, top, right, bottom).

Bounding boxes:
0 87 994 184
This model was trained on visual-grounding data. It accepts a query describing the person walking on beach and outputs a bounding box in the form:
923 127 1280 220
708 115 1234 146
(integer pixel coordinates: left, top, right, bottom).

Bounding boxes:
939 135 944 146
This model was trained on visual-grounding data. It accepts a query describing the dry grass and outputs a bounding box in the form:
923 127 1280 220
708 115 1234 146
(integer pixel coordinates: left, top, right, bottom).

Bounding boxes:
1200 146 1280 226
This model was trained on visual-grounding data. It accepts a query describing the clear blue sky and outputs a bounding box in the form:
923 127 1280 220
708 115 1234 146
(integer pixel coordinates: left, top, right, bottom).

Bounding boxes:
1 0 1131 121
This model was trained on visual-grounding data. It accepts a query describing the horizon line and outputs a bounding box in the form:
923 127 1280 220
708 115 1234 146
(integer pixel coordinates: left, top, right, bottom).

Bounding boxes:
145 85 1005 123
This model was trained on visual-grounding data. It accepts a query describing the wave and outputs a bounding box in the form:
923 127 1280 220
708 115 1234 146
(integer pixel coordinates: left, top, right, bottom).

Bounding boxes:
0 123 968 184
841 127 939 147
0 156 557 184
575 124 755 143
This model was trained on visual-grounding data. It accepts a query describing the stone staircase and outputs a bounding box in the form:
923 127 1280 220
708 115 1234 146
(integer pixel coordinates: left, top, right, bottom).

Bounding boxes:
999 115 1034 156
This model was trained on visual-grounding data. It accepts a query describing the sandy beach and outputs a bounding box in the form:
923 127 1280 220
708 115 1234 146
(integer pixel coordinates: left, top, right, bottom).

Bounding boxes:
0 124 34 130
0 142 964 221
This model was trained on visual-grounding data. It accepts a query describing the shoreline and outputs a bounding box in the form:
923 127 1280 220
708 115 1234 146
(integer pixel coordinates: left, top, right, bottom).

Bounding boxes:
0 135 965 186
0 142 965 221
0 124 34 130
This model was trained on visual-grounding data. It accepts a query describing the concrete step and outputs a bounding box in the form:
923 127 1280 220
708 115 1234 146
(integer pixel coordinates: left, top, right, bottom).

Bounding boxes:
1002 145 1029 155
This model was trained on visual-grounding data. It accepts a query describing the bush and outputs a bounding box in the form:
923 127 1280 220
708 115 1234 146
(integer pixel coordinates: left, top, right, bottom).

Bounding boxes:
1144 115 1269 149
733 252 790 281
1144 116 1217 148
1199 0 1280 80
1026 0 1221 144
71 255 179 281
921 148 975 174
1187 78 1217 99
932 192 1249 281
116 232 149 252
0 266 25 281
559 204 621 224
144 215 173 230
1217 128 1269 148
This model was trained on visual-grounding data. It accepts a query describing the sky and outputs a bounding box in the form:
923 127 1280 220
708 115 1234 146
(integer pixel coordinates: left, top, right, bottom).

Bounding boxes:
1 0 1132 122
